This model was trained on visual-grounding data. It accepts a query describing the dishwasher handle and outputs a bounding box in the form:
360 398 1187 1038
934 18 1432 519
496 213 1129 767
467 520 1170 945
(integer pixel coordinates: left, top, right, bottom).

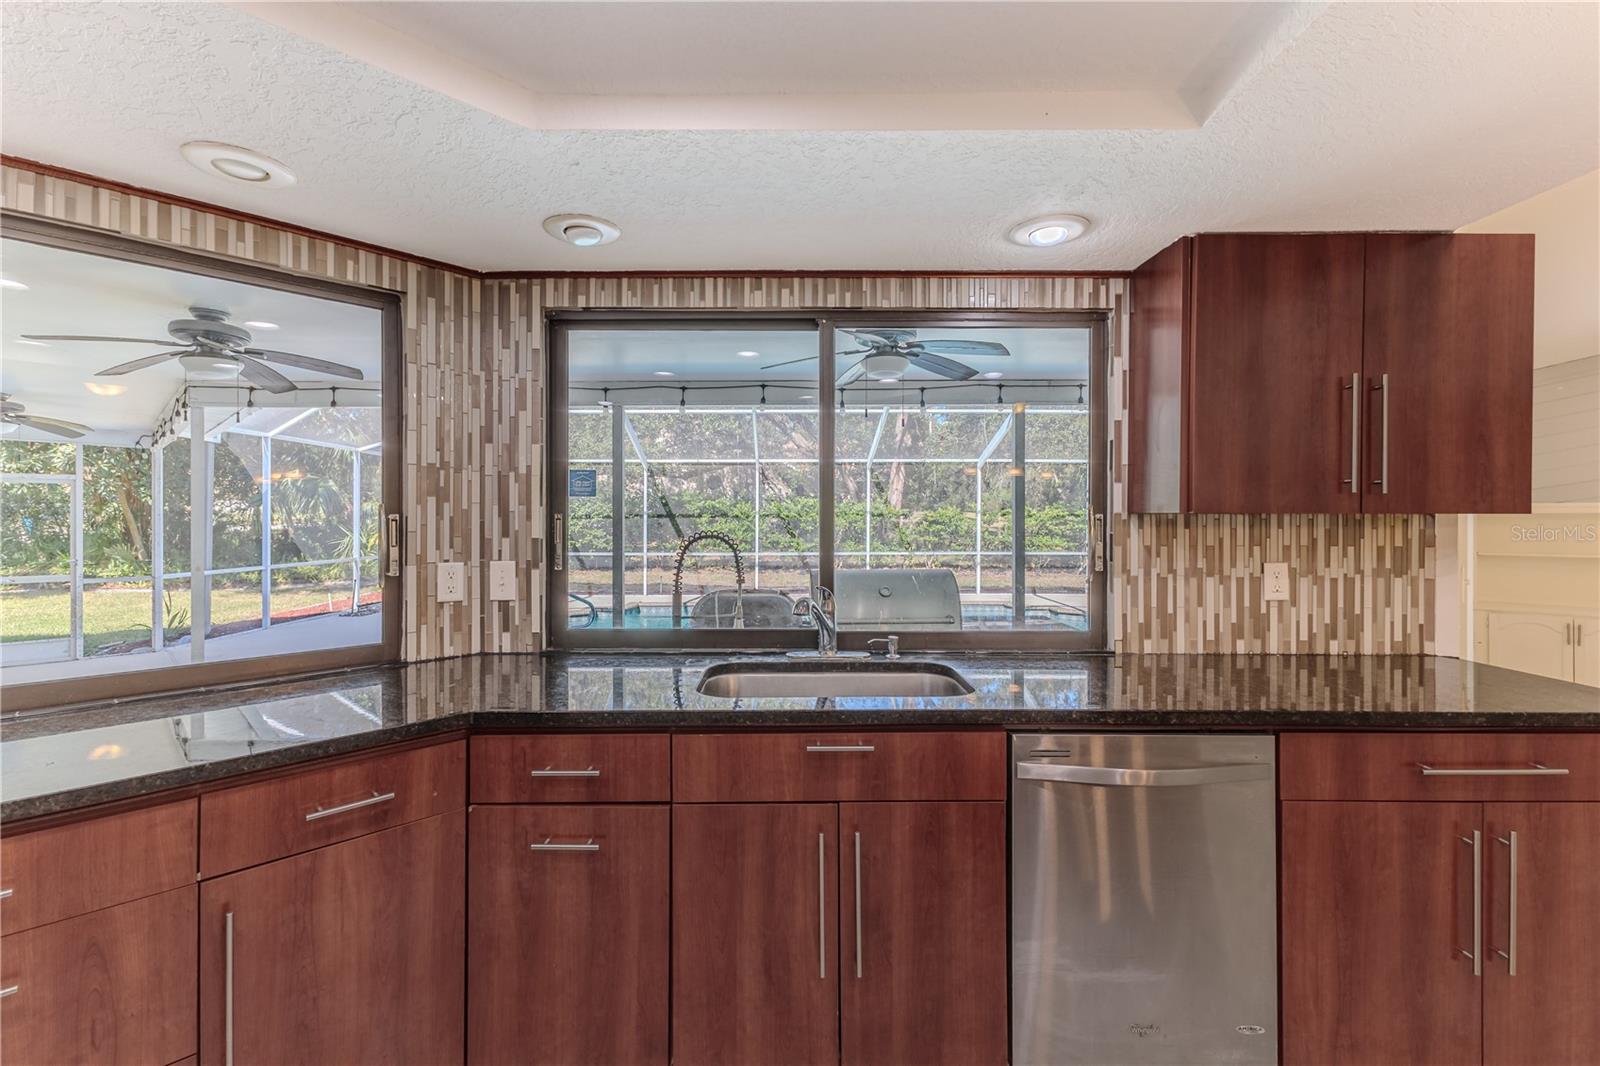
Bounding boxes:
1015 760 1272 787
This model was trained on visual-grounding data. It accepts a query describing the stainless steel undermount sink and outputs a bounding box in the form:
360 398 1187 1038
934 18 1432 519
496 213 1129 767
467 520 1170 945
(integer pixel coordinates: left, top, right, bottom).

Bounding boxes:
695 661 974 699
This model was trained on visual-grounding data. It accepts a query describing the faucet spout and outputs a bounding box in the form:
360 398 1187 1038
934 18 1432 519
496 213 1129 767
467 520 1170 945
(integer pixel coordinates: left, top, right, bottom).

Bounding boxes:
795 585 839 656
670 532 746 629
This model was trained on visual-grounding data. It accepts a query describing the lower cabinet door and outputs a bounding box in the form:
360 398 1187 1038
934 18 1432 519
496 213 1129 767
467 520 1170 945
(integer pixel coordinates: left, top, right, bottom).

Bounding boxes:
672 803 839 1066
467 804 669 1066
1484 803 1600 1066
839 801 1007 1066
198 812 466 1066
1281 801 1483 1066
0 886 197 1066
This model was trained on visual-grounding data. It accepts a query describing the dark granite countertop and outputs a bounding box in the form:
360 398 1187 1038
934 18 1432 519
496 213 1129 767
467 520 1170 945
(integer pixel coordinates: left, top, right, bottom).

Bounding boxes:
3 652 1596 822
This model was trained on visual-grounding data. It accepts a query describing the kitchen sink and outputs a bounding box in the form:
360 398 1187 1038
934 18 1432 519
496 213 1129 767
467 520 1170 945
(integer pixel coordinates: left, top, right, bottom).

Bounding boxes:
696 661 974 699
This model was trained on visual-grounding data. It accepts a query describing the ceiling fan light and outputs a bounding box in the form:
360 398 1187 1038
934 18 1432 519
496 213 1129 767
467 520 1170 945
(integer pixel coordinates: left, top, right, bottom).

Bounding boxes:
179 353 240 377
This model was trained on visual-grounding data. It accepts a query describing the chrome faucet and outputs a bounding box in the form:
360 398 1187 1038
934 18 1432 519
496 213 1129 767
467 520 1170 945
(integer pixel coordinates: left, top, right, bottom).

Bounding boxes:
670 531 745 629
794 584 839 656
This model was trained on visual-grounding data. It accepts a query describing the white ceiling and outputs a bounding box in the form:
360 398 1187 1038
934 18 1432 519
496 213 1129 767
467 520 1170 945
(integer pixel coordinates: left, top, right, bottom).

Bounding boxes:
0 2 1595 271
0 239 384 444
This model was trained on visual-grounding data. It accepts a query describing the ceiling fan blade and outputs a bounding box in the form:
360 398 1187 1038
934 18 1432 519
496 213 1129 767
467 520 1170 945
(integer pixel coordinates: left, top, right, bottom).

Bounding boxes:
11 414 88 439
22 335 174 345
836 358 869 387
913 339 1011 358
906 350 978 380
96 348 191 375
761 355 818 370
242 348 365 380
235 353 297 394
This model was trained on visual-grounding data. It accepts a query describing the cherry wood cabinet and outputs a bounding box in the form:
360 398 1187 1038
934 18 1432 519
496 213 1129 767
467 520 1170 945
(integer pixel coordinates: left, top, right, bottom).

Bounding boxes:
198 812 465 1066
0 886 197 1066
1483 803 1600 1066
468 804 669 1066
1281 801 1483 1066
672 803 840 1066
1362 234 1534 514
1129 231 1534 514
839 802 1007 1066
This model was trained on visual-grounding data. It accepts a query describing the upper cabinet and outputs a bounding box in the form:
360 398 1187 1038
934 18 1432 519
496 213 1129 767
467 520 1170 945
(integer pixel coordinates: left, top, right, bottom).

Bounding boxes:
1129 232 1534 514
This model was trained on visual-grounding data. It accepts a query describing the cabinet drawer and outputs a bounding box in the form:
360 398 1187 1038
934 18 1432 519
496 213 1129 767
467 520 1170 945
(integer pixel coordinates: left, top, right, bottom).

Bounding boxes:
1280 732 1600 801
0 885 197 1066
0 800 195 935
673 731 1006 802
471 734 669 803
199 740 466 876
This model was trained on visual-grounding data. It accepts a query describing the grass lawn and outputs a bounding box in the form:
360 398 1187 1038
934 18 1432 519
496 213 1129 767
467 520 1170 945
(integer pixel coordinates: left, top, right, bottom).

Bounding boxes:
0 582 380 656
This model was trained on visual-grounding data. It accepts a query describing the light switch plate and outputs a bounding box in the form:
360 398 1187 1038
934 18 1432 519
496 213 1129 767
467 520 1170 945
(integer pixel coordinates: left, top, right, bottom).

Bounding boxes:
437 561 466 603
489 560 517 602
1263 562 1290 602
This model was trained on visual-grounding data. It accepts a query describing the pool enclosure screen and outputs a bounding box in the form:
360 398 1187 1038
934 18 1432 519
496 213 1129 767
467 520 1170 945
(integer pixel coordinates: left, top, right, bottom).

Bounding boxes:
550 315 1107 650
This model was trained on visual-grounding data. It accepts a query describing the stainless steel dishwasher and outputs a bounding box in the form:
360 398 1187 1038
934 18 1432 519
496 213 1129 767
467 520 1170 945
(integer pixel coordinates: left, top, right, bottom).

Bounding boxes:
1011 733 1278 1065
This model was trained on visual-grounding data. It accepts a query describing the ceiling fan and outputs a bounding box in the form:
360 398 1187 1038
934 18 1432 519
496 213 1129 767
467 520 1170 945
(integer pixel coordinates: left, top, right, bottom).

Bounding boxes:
764 328 1010 385
22 307 365 395
0 394 92 439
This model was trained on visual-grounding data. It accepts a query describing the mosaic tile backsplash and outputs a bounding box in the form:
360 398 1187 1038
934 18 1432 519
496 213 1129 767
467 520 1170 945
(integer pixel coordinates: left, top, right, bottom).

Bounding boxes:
3 161 1434 657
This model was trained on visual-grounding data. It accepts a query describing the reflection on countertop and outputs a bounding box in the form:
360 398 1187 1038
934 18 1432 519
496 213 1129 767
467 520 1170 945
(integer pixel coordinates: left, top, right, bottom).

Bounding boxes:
3 652 1597 821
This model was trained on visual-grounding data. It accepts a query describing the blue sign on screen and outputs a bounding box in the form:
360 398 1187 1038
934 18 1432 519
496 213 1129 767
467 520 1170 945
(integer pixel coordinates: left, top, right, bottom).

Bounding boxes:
569 469 597 497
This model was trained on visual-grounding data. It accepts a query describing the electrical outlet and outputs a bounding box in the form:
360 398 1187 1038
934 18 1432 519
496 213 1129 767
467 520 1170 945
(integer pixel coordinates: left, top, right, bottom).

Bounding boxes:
1263 562 1290 603
436 561 466 603
489 560 517 602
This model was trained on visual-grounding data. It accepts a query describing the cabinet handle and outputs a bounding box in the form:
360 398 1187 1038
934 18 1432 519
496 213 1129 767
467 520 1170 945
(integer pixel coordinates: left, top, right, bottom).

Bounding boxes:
1419 763 1568 777
0 985 17 999
1569 623 1575 646
529 838 600 852
817 832 827 981
1459 831 1482 977
806 743 875 753
305 790 396 821
224 909 235 1066
530 767 600 778
0 888 13 901
1578 623 1584 647
853 831 863 980
1370 374 1389 494
1342 374 1360 494
552 514 564 572
1496 831 1519 976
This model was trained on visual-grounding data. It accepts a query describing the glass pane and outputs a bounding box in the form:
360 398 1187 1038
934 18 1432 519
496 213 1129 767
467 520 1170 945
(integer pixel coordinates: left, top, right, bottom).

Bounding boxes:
831 325 1092 632
212 434 263 570
84 580 154 656
0 481 71 576
564 327 819 631
83 445 153 579
0 580 71 662
163 438 191 574
270 439 356 565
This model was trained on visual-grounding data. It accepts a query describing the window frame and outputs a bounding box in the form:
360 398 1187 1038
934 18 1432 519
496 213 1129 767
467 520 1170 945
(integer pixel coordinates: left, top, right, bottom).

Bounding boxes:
546 308 1109 652
0 211 404 711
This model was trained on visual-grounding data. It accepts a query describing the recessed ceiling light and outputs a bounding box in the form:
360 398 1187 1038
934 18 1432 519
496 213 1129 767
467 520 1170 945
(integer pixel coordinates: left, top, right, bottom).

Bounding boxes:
84 382 127 397
653 370 675 377
244 320 279 330
180 142 296 188
0 278 28 291
544 214 621 247
982 371 1004 379
737 350 759 358
797 394 815 401
1007 214 1089 248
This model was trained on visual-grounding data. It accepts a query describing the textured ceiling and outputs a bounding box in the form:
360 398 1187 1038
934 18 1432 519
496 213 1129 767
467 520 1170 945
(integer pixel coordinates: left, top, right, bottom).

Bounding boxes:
0 1 1595 271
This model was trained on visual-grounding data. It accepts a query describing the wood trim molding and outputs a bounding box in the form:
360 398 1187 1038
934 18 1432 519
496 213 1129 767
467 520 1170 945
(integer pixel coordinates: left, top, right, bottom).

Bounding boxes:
2 155 1132 281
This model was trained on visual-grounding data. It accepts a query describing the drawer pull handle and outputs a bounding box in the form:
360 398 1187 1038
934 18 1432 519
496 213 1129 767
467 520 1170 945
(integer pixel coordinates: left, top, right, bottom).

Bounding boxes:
1496 830 1519 976
806 744 875 753
0 985 17 999
1458 832 1483 976
305 790 396 822
1419 763 1568 777
530 838 600 852
530 767 601 778
817 832 827 980
0 888 13 901
224 910 235 1066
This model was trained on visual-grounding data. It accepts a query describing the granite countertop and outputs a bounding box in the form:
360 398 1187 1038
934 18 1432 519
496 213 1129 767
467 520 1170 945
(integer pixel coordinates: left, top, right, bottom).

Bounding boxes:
3 652 1597 822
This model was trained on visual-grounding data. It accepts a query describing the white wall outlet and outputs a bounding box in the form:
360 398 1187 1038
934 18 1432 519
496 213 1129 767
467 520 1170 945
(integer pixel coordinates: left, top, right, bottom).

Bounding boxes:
489 560 517 602
436 561 466 603
1263 562 1290 603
